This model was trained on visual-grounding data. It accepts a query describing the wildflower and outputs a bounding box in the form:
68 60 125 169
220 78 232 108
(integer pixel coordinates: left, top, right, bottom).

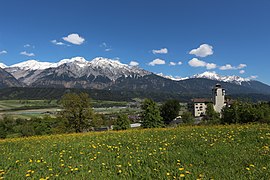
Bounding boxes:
246 167 250 171
166 172 170 176
25 173 31 177
179 167 184 171
180 174 185 177
249 164 255 167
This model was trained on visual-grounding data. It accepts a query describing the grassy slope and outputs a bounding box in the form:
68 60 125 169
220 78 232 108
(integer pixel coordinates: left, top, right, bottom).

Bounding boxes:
0 124 269 179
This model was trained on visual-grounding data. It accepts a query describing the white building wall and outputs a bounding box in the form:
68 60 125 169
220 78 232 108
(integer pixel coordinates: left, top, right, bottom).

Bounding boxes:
213 86 225 113
194 103 207 117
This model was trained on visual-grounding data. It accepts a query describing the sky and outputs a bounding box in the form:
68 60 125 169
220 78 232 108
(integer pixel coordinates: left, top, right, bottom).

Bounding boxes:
0 0 270 84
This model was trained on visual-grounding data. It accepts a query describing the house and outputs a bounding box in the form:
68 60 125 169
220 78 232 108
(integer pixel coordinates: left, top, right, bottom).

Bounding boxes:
192 98 212 117
192 84 226 117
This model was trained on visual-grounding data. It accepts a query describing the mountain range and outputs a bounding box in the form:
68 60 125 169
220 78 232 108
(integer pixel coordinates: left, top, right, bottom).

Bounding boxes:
0 57 270 96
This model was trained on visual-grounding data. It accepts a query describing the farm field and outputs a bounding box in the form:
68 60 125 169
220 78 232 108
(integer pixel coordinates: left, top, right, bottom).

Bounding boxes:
0 124 269 179
0 100 138 119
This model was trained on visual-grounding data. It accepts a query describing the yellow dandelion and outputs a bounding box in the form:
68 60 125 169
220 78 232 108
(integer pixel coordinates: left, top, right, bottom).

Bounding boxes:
246 167 250 171
25 173 31 177
179 167 184 171
180 174 185 177
249 164 255 167
166 172 170 176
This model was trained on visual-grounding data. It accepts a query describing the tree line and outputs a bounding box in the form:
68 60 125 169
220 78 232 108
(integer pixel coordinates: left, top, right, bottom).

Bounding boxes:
0 92 270 139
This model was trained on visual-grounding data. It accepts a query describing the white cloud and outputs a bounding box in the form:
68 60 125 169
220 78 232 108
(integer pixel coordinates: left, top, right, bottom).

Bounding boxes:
149 58 166 66
189 44 213 57
0 50 7 54
249 75 258 79
152 48 168 54
24 44 35 48
20 51 35 57
169 62 176 66
63 33 85 45
51 40 67 46
219 64 234 70
100 42 112 52
206 63 217 70
237 64 247 69
188 58 206 67
239 70 245 74
100 42 107 48
129 61 139 66
178 61 183 65
188 58 216 69
105 48 112 52
220 63 247 70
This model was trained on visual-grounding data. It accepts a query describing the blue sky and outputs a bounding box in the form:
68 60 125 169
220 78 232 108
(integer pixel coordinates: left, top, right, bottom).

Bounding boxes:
0 0 270 84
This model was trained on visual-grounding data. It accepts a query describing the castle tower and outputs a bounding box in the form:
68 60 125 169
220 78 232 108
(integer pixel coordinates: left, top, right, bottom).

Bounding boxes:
212 84 225 113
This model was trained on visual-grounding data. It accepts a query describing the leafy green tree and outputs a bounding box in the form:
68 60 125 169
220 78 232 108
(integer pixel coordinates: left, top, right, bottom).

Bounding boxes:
59 93 94 133
160 99 181 124
91 114 106 129
181 111 195 124
203 103 220 124
141 98 164 128
221 100 270 124
113 114 130 130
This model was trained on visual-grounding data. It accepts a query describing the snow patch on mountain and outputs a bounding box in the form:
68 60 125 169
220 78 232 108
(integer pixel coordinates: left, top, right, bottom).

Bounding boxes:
0 63 7 69
157 73 189 81
10 60 57 70
157 71 251 85
191 71 250 84
57 57 88 68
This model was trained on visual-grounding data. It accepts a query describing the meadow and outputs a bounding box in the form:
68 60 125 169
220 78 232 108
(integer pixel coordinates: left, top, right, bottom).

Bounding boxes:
0 124 269 179
0 100 137 119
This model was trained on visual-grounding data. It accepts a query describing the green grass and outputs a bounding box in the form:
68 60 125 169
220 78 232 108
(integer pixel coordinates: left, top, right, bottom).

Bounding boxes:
0 124 269 179
0 100 139 119
0 100 58 111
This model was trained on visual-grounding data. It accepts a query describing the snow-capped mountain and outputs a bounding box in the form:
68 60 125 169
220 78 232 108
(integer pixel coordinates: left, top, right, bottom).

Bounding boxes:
158 71 251 85
1 57 270 95
191 71 250 85
156 73 189 81
10 60 57 70
0 63 7 69
4 57 150 88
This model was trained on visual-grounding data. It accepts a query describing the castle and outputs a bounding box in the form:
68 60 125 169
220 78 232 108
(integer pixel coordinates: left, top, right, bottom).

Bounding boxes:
192 84 226 117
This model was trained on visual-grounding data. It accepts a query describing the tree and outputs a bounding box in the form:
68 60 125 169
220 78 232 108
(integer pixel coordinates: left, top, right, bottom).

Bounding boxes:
181 111 195 124
113 114 130 130
160 99 181 124
141 98 164 128
59 93 94 133
203 103 220 124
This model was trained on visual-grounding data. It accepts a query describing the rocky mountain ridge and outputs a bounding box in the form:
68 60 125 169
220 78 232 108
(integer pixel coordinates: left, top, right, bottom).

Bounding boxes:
0 57 270 95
